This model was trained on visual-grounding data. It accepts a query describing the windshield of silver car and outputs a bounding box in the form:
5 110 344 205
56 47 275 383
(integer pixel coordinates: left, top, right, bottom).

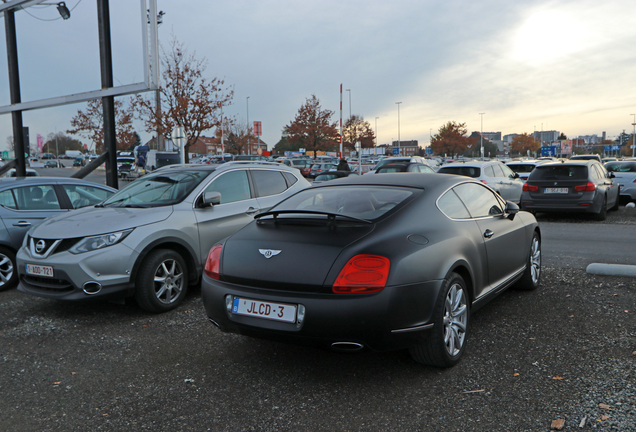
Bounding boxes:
102 170 209 207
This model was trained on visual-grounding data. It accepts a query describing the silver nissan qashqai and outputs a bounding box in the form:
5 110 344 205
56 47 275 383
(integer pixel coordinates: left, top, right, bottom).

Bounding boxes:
16 162 310 313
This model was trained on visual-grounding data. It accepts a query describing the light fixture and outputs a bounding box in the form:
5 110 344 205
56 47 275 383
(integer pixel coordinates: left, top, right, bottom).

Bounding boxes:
57 2 70 20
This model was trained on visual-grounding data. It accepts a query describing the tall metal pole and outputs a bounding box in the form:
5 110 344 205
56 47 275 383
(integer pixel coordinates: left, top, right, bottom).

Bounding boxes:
375 117 379 147
339 84 343 156
631 114 636 158
396 102 402 155
346 89 351 120
479 112 485 158
97 0 118 188
246 96 250 155
4 8 26 176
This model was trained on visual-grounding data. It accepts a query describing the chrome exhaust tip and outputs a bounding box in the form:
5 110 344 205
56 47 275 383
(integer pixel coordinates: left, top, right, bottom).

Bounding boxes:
331 342 364 352
83 281 102 295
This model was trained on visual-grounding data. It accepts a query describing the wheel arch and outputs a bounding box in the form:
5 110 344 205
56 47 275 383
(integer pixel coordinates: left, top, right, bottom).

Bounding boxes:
446 262 475 303
131 237 201 287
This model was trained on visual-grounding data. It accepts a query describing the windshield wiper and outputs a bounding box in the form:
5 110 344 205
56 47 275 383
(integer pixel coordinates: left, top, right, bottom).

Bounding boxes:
256 209 372 224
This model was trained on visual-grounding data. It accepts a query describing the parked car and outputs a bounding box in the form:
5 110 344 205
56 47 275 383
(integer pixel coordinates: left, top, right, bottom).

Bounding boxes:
520 160 620 220
375 161 435 173
604 160 636 203
17 162 311 312
280 158 311 172
5 168 39 177
367 156 432 175
43 160 60 168
505 159 549 181
570 154 602 163
312 170 359 184
201 173 541 367
438 160 524 203
308 163 336 178
0 177 116 291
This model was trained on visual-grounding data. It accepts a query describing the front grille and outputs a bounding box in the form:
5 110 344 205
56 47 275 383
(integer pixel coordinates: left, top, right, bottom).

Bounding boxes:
28 236 81 257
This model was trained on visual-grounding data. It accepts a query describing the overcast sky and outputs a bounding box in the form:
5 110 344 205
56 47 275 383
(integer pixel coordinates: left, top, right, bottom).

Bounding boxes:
2 0 636 153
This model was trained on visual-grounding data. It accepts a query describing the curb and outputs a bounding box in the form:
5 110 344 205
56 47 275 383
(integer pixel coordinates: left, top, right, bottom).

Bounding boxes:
586 263 636 277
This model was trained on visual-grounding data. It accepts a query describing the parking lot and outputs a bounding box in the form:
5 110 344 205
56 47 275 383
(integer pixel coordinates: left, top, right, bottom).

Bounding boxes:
0 166 634 431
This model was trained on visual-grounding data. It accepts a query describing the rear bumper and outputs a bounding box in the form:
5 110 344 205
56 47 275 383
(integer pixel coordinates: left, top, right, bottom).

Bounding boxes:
201 274 444 352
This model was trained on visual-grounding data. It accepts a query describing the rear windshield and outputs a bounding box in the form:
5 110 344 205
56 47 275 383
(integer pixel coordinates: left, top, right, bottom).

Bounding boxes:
530 165 588 180
271 185 413 220
507 164 537 173
438 166 481 178
376 164 408 173
606 162 636 172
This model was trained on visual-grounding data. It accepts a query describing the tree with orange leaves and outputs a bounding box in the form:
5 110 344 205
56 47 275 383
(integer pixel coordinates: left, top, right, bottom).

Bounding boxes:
133 37 233 163
430 121 469 157
284 95 339 157
67 99 136 153
510 133 540 156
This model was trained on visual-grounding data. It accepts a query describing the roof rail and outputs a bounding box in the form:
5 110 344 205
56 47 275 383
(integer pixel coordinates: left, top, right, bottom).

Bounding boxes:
223 161 282 167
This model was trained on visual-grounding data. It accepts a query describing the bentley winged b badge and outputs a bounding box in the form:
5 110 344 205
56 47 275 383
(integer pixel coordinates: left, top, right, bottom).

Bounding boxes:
259 249 282 259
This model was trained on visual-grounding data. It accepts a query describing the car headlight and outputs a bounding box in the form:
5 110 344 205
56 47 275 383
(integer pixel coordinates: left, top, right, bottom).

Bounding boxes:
69 229 133 254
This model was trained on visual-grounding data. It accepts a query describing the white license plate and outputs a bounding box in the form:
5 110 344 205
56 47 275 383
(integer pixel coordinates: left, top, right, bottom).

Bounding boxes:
232 297 297 323
545 187 569 194
26 263 54 278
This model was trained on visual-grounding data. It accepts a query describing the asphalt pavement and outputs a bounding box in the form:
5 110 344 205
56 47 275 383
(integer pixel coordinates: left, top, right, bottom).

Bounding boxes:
1 167 633 431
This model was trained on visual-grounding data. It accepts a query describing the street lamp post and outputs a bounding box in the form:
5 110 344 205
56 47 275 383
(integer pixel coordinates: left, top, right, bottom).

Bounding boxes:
375 116 379 147
479 112 485 158
396 102 402 155
631 113 636 158
346 89 351 120
246 96 250 155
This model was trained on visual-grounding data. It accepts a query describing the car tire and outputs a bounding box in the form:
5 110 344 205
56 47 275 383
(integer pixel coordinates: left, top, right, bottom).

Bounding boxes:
514 231 541 291
0 246 17 291
409 272 469 368
134 249 189 313
593 195 607 221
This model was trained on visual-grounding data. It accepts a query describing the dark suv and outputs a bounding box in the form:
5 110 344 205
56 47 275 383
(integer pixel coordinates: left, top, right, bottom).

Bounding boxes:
520 160 620 220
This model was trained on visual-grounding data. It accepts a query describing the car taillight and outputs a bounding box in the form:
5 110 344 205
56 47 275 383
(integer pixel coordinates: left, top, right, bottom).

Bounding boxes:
204 244 223 279
523 183 539 192
574 182 596 192
332 255 390 294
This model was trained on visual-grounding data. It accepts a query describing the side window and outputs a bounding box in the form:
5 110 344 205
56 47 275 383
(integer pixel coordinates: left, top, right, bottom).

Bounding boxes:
251 170 288 197
282 172 299 187
588 166 600 180
204 170 251 204
490 164 505 178
63 185 113 209
595 164 608 179
437 189 471 219
453 183 503 218
500 164 515 178
0 189 16 209
484 165 495 177
16 185 61 210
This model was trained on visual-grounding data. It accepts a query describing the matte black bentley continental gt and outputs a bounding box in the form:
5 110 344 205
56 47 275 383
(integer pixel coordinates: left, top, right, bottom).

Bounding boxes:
201 173 541 367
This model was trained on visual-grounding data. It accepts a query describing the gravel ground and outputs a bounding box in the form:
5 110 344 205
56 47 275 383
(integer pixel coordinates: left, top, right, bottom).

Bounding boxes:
0 208 634 432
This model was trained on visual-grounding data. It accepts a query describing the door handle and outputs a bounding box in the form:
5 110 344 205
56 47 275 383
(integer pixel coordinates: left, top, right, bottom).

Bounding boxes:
484 229 494 238
13 221 31 227
245 207 259 215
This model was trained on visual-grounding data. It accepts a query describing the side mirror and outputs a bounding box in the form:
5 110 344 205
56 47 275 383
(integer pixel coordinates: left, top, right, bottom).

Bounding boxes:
505 201 519 220
201 191 221 208
608 172 615 178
